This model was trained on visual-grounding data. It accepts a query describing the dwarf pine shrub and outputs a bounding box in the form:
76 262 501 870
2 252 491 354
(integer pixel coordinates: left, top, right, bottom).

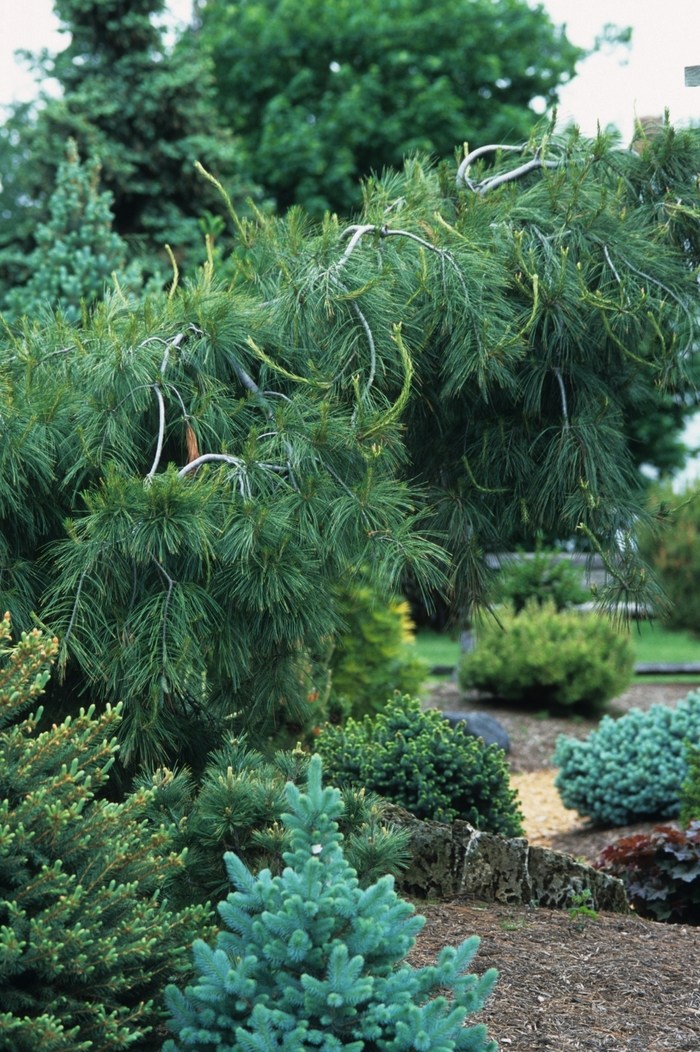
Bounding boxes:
137 737 411 906
0 614 209 1051
555 691 700 826
493 551 589 613
458 600 634 714
163 754 498 1052
316 694 523 836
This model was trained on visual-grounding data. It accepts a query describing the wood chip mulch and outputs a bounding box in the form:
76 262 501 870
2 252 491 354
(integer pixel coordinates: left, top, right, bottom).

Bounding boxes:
408 900 700 1050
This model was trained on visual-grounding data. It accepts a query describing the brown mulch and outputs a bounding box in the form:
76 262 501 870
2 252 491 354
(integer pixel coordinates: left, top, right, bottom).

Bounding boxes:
407 900 700 1050
411 680 700 1049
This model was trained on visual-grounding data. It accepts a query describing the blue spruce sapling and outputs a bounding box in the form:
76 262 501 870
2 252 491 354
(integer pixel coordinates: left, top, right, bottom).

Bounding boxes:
164 755 498 1052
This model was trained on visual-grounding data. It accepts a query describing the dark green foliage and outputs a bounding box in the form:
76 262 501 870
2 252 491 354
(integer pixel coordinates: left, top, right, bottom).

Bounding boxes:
330 578 428 719
0 0 253 296
679 742 700 827
458 602 634 714
163 754 498 1052
4 139 141 323
0 614 209 1051
136 738 411 906
4 127 700 765
198 0 582 215
0 278 444 767
493 551 589 614
639 485 700 635
554 693 700 826
316 695 523 836
596 822 700 924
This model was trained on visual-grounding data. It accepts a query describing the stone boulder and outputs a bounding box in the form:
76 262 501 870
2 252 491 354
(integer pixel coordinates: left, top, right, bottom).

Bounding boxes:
441 710 511 753
384 805 627 913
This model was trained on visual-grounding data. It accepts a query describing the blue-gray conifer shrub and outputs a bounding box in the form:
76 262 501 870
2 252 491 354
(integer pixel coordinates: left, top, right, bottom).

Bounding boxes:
163 755 497 1052
554 692 700 826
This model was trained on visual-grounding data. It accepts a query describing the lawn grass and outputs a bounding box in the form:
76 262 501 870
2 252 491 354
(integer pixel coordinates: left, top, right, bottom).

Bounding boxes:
414 620 700 685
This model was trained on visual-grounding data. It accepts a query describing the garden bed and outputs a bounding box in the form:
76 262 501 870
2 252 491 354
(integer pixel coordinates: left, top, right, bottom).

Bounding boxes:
409 900 700 1050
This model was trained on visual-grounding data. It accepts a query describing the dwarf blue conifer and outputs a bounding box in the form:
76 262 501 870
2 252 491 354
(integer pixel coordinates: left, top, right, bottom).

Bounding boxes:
164 755 497 1052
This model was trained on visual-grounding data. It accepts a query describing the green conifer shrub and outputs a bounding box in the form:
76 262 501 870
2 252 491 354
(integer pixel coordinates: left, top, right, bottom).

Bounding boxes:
0 613 210 1051
678 742 700 827
554 692 700 826
458 601 634 714
163 754 498 1052
4 139 141 324
316 694 523 836
136 738 411 906
596 822 700 924
493 551 589 614
330 578 428 719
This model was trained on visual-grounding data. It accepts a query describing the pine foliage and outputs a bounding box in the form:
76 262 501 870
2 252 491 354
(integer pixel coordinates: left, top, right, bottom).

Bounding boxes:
163 754 497 1052
0 614 210 1051
135 739 411 906
4 139 141 323
316 695 523 836
3 125 700 763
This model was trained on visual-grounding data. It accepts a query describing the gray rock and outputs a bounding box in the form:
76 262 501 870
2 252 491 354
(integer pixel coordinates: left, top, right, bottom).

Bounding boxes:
442 710 511 753
383 804 628 913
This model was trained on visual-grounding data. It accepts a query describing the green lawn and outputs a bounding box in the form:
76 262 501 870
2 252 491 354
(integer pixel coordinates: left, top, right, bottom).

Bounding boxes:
414 621 700 684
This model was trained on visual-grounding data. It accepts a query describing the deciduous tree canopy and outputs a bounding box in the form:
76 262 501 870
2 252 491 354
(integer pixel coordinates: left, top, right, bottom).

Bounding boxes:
197 0 583 215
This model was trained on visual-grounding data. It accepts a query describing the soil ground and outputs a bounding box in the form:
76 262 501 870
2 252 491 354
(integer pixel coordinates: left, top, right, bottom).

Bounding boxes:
409 680 700 1050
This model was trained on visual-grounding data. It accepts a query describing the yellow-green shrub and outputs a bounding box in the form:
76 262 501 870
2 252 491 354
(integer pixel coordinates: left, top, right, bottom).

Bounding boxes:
330 582 427 719
458 600 634 714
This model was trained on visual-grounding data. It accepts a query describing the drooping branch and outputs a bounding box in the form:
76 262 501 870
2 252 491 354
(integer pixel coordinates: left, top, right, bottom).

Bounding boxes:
145 384 166 484
475 157 562 195
552 367 570 432
177 453 286 478
455 143 526 188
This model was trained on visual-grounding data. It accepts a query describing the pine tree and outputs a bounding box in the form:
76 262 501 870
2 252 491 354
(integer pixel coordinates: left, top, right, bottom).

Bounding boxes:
4 139 141 323
0 613 210 1051
2 125 700 768
163 754 497 1052
0 0 253 298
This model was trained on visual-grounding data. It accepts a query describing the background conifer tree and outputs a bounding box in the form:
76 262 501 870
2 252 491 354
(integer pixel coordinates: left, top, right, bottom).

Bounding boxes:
3 138 141 323
0 614 210 1051
0 0 253 299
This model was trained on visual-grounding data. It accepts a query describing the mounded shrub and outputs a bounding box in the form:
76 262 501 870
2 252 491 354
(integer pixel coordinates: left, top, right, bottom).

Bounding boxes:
315 694 524 837
458 600 635 714
137 738 411 906
330 579 428 719
0 614 209 1052
596 822 700 924
554 692 700 826
163 755 498 1052
493 550 589 613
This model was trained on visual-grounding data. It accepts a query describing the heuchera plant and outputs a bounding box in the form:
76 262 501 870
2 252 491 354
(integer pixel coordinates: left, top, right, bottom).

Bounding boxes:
596 821 700 924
